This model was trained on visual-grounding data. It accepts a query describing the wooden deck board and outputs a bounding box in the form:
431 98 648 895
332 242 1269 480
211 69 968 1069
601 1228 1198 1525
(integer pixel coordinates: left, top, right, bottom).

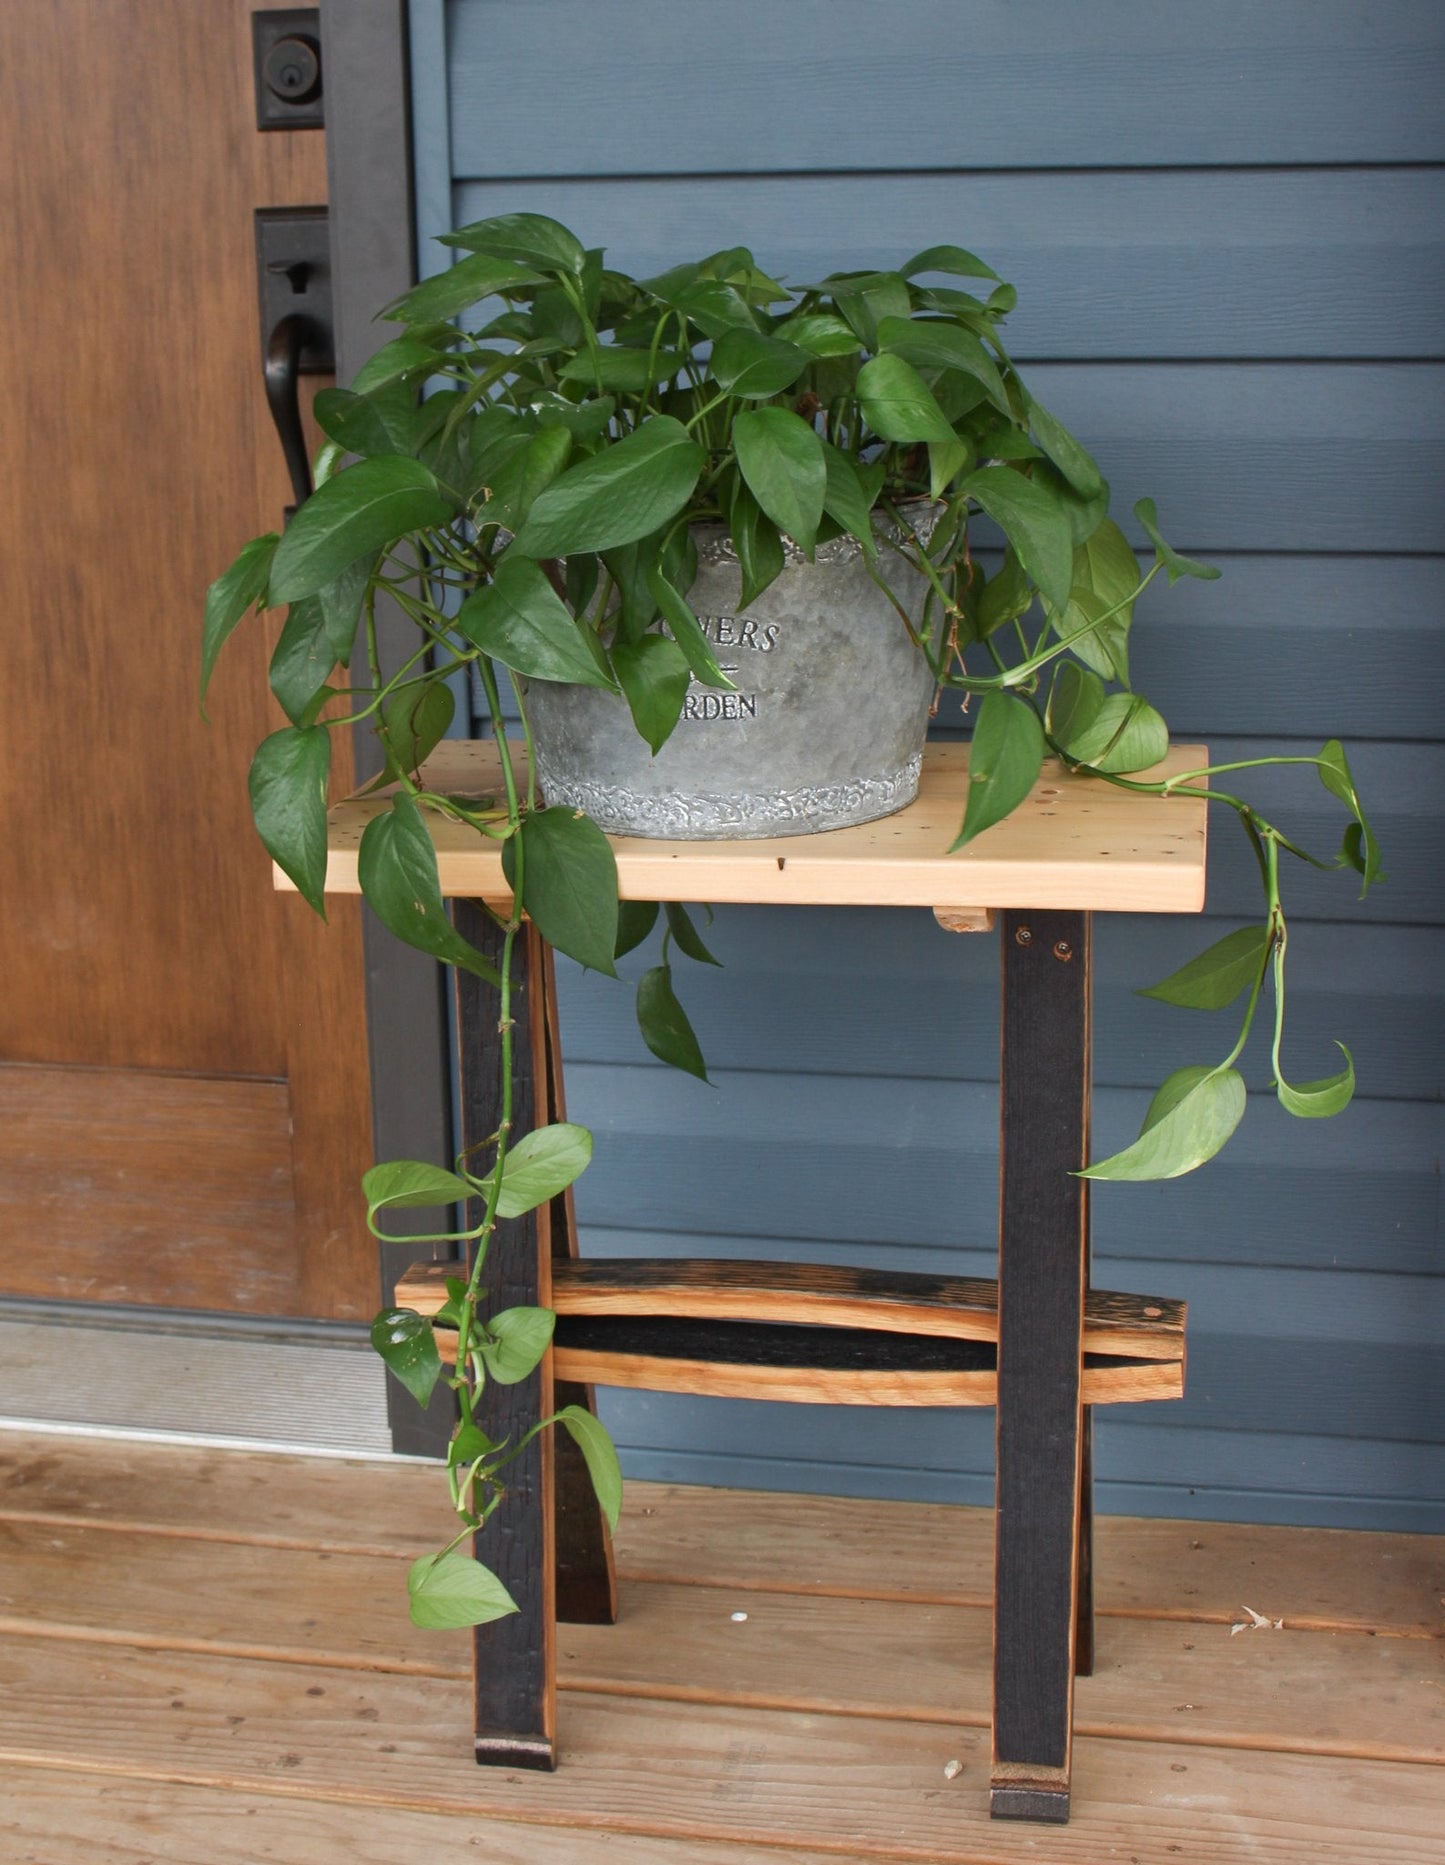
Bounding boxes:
0 1643 1441 1865
0 1520 1439 1764
1 1431 1435 1634
0 1763 864 1865
0 1429 1439 1862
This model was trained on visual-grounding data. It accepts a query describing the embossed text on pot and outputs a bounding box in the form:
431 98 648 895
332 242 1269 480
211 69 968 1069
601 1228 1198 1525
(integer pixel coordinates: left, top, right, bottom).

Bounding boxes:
526 514 939 839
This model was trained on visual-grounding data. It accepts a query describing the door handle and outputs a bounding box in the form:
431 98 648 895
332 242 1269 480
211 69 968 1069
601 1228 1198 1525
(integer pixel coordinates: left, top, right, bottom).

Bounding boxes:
255 207 334 523
264 307 317 514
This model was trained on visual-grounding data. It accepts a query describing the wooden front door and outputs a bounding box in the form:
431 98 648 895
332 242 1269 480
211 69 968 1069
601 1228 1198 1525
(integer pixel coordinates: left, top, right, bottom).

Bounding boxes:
0 0 374 1320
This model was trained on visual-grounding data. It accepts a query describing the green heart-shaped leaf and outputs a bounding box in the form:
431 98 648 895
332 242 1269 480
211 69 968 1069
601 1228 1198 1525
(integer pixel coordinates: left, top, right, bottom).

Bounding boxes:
665 901 722 967
1063 691 1169 773
268 596 335 726
358 792 501 983
856 352 958 444
732 406 826 554
363 1159 475 1213
1133 497 1220 584
897 244 1002 283
201 532 278 703
613 632 692 754
381 252 547 325
1138 926 1270 1010
512 417 704 557
440 211 587 277
1081 1066 1247 1181
503 808 619 976
875 316 1009 414
270 457 452 602
728 481 786 608
248 725 331 915
379 677 456 778
951 691 1044 850
709 328 811 399
370 1307 443 1408
615 899 660 958
489 1122 594 1217
960 466 1074 611
407 1549 518 1630
312 388 404 459
646 564 737 690
1027 395 1104 499
478 1305 556 1385
636 963 709 1080
458 554 616 689
820 443 879 557
558 347 684 393
1275 1043 1356 1119
481 424 573 533
557 1404 623 1531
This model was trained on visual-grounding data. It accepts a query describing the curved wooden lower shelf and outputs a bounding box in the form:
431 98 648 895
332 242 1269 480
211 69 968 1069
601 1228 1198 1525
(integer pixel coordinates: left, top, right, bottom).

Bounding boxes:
397 1257 1187 1409
551 1257 1185 1360
550 1317 1181 1407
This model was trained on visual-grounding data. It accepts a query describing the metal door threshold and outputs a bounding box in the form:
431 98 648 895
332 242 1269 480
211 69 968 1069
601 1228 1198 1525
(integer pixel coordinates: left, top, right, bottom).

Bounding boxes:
0 1301 393 1455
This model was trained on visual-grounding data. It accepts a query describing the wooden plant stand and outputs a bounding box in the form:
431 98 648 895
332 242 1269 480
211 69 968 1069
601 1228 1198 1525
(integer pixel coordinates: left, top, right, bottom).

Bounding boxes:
306 738 1207 1824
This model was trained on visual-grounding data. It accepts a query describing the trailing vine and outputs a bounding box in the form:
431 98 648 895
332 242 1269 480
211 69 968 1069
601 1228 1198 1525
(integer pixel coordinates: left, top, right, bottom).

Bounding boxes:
204 215 1379 1625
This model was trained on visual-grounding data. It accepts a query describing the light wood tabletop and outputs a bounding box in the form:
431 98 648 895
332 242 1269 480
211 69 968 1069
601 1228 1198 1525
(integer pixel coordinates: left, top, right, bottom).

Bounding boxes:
293 738 1209 913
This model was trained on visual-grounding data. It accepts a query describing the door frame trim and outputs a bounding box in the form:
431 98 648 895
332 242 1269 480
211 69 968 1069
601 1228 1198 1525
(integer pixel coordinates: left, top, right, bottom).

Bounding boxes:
321 0 453 1454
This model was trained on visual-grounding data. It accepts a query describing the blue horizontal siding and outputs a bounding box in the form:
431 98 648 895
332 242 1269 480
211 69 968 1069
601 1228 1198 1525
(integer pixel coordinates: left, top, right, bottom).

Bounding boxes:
932 555 1445 741
558 914 1445 1102
561 1061 1442 1276
419 0 1445 1530
603 1406 1445 1531
447 1 1445 171
452 170 1445 359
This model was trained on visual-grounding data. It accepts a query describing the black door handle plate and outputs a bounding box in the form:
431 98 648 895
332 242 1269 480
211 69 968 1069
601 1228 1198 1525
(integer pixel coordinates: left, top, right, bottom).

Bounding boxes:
255 206 334 517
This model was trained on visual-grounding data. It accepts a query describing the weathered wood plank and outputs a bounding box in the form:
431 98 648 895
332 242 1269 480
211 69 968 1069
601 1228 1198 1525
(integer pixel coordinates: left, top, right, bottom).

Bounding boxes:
0 1641 1439 1864
0 1434 1435 1634
1 1520 1436 1763
0 1065 298 1312
990 908 1092 1816
609 1485 1445 1638
399 1256 1186 1355
0 1431 460 1553
0 1762 862 1865
541 936 620 1628
551 1326 1182 1406
453 908 556 1768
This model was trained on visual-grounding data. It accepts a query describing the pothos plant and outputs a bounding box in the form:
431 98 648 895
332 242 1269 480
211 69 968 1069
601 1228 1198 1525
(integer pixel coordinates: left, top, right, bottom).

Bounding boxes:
203 212 1380 1628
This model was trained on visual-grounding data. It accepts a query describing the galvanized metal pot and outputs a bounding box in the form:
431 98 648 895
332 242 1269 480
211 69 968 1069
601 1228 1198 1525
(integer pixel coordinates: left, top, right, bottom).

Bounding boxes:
524 510 939 839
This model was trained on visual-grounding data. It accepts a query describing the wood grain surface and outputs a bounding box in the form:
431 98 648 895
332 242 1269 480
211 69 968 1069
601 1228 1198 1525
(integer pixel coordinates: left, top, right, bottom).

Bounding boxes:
397 1257 1185 1357
0 1764 864 1865
306 739 1210 914
0 1641 1439 1865
1 1433 1435 1639
453 909 556 1766
0 1430 1438 1861
0 0 372 1316
0 1513 1436 1765
0 1063 298 1310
